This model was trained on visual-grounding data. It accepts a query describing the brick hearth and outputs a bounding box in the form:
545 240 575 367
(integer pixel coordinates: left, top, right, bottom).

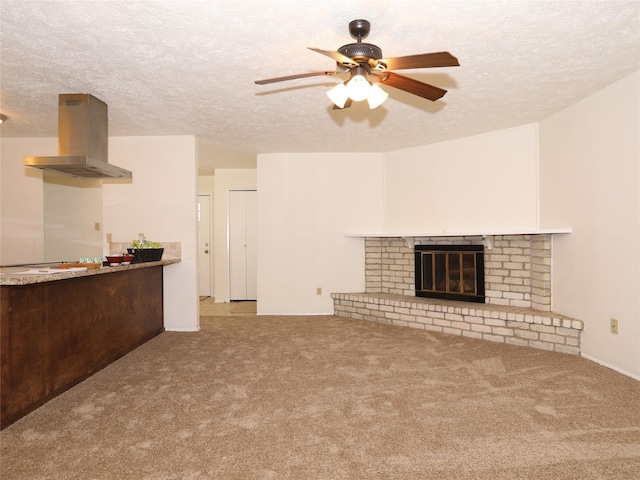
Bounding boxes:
333 235 583 355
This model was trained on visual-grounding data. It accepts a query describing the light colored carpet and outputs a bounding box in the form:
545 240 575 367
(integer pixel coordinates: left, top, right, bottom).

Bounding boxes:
1 314 639 479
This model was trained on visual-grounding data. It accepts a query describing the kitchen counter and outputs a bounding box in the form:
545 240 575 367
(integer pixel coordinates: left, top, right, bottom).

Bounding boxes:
1 258 179 429
0 258 180 286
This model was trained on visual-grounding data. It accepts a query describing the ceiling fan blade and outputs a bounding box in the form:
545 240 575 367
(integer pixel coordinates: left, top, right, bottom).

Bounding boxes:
308 47 358 68
332 98 353 110
375 71 448 101
255 70 337 85
376 51 459 71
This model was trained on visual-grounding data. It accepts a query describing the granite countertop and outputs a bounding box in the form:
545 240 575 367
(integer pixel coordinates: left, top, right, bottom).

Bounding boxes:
0 258 180 286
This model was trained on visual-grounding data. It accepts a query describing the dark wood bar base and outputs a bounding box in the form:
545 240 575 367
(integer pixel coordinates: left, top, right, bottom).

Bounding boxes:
1 265 165 429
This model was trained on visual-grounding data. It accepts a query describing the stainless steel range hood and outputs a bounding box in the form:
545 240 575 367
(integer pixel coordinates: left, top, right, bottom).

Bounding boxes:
24 94 132 179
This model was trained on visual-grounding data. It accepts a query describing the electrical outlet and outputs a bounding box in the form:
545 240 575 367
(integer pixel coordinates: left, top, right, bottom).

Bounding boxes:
610 318 619 334
316 287 322 296
94 222 100 231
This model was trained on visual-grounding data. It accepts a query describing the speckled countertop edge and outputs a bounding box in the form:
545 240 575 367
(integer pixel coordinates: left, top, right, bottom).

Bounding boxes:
0 258 180 286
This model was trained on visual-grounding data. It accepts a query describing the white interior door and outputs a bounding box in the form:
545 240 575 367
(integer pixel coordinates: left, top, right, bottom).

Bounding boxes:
245 190 257 299
197 195 212 297
229 190 257 301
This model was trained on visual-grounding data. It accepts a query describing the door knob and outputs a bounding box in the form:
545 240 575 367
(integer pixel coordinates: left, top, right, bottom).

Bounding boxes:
204 249 209 253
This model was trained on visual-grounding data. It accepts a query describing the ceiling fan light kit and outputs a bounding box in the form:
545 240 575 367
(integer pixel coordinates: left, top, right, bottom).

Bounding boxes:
367 83 389 109
326 78 389 110
255 19 459 111
346 73 370 102
327 83 350 109
326 64 390 109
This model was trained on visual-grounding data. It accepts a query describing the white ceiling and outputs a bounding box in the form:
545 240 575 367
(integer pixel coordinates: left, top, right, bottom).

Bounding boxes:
1 0 638 175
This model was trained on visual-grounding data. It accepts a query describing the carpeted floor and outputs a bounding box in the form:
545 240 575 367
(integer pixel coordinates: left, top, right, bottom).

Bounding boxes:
1 314 639 479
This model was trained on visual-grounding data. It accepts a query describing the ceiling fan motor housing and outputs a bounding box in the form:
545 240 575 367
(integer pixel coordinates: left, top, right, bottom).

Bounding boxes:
338 42 382 64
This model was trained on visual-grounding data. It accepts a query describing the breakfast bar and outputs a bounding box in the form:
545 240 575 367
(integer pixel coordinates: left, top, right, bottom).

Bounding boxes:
0 259 179 429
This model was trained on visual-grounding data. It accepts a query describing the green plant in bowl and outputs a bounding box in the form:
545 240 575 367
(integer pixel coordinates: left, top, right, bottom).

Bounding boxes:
132 239 162 248
129 238 164 263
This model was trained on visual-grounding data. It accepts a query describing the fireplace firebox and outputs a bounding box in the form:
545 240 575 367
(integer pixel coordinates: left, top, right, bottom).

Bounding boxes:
414 245 485 303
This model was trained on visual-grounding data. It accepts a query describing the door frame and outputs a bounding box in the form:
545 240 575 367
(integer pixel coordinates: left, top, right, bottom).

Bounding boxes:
197 194 213 297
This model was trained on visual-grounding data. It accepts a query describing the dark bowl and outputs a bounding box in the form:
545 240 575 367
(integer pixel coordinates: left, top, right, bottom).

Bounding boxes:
121 254 135 265
106 255 124 266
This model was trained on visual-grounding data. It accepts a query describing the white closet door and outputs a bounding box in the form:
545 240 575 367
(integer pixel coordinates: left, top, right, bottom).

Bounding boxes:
229 190 257 301
245 190 258 299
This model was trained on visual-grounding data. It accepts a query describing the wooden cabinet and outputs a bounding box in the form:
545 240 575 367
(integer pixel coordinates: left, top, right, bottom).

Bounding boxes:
1 266 164 429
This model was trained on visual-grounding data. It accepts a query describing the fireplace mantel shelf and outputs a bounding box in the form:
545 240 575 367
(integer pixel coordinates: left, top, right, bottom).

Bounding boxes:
346 228 571 238
346 228 572 248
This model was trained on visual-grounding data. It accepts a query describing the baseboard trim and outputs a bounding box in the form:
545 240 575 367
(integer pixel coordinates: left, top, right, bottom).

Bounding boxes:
581 353 640 381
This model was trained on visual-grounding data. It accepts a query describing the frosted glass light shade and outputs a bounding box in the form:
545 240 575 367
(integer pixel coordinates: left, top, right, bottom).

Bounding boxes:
346 75 370 101
367 83 389 109
327 83 349 108
327 75 388 109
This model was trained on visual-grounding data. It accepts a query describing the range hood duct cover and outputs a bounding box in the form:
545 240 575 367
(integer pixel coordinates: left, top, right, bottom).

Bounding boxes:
24 94 132 179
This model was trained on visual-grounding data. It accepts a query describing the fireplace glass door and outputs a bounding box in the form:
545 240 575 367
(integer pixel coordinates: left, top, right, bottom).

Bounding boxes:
415 245 485 303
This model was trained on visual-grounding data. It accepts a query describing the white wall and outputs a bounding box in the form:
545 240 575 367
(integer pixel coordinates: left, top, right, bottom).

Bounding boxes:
1 138 103 264
213 169 257 303
0 137 50 265
257 153 384 315
539 71 640 378
103 136 199 332
198 175 215 195
255 127 538 315
43 175 103 261
384 124 539 232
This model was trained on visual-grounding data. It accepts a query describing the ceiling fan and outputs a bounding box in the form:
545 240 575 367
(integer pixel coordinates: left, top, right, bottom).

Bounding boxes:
255 19 459 110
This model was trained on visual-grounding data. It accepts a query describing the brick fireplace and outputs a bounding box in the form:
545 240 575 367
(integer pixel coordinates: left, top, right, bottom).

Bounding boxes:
366 234 553 311
332 234 584 355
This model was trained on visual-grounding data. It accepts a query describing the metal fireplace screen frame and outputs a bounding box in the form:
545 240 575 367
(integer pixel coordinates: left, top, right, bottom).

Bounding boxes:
414 245 485 303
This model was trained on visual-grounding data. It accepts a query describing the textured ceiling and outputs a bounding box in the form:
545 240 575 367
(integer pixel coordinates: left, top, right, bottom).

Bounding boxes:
1 0 639 175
